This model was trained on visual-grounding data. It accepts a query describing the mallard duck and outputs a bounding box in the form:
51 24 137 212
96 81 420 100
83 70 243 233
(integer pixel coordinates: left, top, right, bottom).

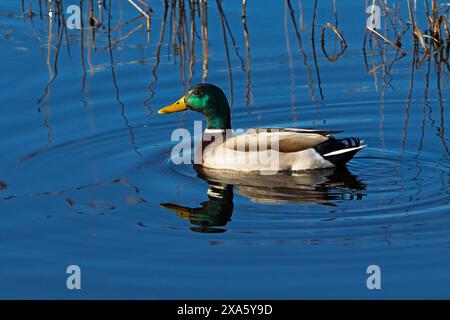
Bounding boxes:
158 83 366 172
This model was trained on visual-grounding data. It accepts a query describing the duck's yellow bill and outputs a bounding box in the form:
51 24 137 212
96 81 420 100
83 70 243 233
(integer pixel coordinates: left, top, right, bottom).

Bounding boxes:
158 97 188 114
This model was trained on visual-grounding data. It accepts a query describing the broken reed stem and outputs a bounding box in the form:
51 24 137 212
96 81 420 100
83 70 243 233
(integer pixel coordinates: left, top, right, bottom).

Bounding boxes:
406 0 416 27
366 26 404 51
109 22 144 48
321 22 347 62
24 0 450 80
138 0 153 11
242 0 247 17
111 13 144 30
97 0 104 25
322 22 346 46
200 0 208 81
406 0 429 51
442 15 449 41
127 0 150 42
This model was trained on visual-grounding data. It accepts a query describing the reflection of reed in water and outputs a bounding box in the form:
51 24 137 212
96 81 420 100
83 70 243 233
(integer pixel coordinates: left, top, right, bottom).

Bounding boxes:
362 0 449 155
24 0 348 123
1 176 147 216
146 0 248 107
285 0 318 106
21 1 449 156
161 166 366 232
107 0 142 157
363 0 449 87
28 0 153 154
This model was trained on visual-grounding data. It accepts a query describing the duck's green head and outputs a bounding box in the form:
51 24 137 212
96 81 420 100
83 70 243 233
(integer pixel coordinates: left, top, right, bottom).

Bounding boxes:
158 83 231 129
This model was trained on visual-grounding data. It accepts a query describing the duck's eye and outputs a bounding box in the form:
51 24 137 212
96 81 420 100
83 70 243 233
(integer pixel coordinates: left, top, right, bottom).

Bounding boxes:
190 89 202 96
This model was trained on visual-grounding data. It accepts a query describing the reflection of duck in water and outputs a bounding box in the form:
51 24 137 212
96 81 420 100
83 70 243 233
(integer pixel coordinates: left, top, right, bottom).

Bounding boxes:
161 183 234 233
196 165 366 205
161 166 366 232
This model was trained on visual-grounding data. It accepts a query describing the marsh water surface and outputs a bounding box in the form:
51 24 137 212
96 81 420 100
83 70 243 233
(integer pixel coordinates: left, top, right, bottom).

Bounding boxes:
0 1 449 298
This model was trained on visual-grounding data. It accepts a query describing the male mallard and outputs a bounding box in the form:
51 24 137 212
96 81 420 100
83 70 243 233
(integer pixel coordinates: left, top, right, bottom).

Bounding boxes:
158 83 365 172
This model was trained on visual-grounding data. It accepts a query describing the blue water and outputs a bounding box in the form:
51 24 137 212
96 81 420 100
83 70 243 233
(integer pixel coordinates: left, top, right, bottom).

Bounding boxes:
0 0 449 298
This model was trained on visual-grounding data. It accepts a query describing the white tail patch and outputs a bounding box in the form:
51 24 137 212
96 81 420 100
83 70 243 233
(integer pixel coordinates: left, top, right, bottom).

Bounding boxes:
323 145 366 157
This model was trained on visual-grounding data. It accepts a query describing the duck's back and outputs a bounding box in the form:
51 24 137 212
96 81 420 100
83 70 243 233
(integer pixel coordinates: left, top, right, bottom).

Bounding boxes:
200 128 365 172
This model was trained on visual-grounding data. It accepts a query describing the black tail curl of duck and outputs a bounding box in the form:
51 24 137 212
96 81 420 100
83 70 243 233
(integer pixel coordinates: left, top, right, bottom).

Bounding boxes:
314 137 363 167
